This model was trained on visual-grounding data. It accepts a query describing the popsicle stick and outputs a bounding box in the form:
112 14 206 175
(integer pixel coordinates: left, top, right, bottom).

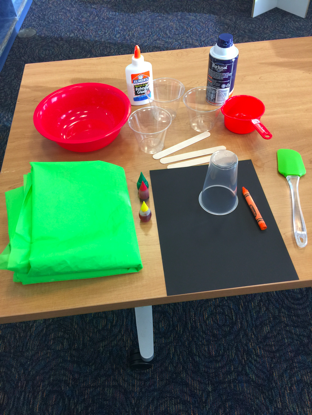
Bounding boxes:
167 155 212 169
153 131 210 160
160 145 226 164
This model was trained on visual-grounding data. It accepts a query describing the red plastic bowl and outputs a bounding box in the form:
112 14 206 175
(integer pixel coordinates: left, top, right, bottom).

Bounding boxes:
221 95 265 134
33 83 131 152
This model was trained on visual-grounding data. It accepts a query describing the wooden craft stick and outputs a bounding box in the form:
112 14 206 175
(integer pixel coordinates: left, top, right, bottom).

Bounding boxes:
167 155 212 169
160 145 226 164
152 131 210 160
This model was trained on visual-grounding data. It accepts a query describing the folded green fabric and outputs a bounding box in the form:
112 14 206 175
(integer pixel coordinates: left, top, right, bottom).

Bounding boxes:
0 161 143 284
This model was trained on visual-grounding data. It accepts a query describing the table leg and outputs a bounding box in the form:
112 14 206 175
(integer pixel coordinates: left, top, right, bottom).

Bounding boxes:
277 0 310 18
251 0 310 17
134 306 154 362
251 0 277 17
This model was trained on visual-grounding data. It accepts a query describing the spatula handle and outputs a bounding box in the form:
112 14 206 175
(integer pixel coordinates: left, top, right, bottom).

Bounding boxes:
287 176 307 248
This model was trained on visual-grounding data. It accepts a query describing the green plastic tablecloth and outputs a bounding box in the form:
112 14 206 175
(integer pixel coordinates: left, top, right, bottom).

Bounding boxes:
0 161 143 284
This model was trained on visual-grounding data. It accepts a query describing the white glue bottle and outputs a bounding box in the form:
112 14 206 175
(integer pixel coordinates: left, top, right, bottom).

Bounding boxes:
206 33 239 105
125 45 153 105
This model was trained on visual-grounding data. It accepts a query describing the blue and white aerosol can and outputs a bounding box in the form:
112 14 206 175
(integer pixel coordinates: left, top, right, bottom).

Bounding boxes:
206 33 239 105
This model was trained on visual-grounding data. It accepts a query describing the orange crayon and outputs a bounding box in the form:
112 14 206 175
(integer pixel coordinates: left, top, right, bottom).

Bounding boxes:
242 187 267 231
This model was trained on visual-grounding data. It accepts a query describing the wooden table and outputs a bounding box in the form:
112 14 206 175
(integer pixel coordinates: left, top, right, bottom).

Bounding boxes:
1 38 312 347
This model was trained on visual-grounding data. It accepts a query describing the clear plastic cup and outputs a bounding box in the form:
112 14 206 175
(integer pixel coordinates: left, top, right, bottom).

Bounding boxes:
183 86 222 132
199 150 238 215
128 106 172 154
149 78 185 120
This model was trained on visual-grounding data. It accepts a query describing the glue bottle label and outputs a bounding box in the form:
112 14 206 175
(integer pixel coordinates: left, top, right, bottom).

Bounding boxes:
206 55 238 105
131 71 151 102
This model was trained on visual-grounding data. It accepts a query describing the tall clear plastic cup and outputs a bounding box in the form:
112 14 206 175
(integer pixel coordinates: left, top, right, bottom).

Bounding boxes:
183 87 221 132
199 150 238 215
128 106 172 154
149 78 185 120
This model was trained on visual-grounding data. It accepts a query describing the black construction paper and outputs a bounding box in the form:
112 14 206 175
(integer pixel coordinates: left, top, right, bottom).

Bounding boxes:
150 160 298 296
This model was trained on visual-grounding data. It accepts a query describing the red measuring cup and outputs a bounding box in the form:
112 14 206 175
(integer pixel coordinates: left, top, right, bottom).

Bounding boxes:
221 95 272 140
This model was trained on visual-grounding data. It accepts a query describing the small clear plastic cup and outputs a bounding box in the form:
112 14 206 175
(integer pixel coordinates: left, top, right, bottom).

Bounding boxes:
183 86 222 132
199 150 238 215
149 78 185 120
128 106 172 154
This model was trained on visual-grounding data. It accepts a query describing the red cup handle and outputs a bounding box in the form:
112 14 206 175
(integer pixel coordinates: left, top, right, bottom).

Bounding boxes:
251 119 272 140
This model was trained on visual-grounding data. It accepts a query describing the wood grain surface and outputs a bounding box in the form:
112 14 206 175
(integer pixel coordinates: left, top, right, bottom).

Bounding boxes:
0 37 311 323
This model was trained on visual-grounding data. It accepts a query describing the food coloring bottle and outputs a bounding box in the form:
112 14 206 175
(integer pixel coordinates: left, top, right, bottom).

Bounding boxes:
206 33 239 105
125 45 153 105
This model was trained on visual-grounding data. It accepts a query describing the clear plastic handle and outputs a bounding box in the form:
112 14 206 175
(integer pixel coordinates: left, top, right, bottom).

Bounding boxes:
287 175 308 248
